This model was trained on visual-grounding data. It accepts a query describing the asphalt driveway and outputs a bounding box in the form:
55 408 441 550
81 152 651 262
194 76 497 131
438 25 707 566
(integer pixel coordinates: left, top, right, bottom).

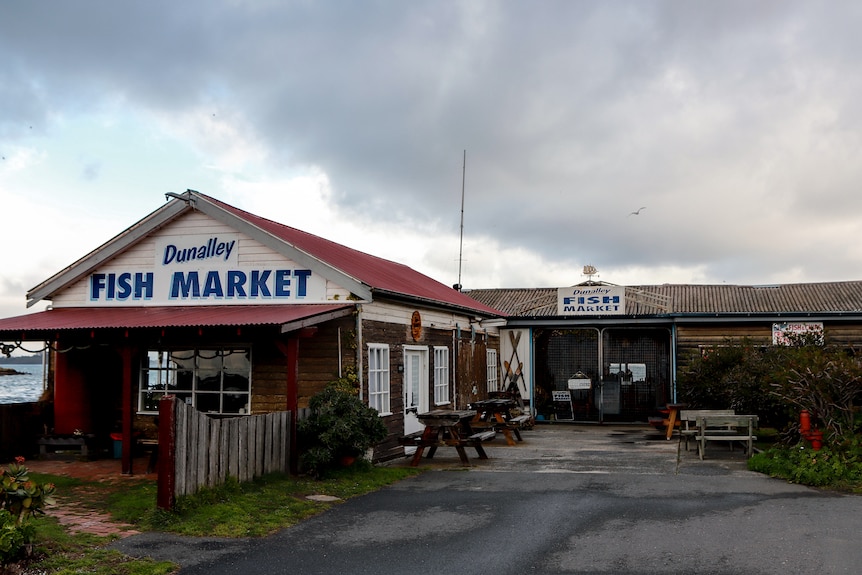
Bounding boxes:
113 424 862 574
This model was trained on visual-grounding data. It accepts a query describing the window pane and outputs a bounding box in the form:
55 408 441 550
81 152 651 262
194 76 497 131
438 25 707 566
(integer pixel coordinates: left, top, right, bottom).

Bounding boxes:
196 350 222 392
196 393 220 413
141 392 163 412
140 347 251 415
223 392 249 414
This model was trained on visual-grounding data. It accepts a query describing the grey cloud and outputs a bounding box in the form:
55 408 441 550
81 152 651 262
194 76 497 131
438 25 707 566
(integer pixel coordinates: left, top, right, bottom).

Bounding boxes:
4 1 862 284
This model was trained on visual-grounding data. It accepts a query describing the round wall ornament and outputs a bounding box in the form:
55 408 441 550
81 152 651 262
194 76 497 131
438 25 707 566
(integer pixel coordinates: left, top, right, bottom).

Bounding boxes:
411 311 422 341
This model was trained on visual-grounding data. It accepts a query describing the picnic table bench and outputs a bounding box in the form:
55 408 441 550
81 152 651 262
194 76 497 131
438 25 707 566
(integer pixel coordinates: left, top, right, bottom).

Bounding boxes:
695 414 759 460
469 399 533 446
37 434 95 458
398 409 496 466
678 409 736 451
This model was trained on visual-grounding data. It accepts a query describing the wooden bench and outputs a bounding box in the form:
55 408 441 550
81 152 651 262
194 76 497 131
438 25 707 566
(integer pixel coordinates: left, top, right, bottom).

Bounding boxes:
695 415 758 460
678 409 735 451
38 435 92 458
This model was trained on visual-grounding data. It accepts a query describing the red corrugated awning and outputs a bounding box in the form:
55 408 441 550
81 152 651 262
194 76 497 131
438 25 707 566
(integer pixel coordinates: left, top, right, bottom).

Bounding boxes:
0 304 355 337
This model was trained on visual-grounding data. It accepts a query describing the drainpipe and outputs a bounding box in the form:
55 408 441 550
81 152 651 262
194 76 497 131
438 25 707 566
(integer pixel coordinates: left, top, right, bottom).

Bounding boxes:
671 322 678 403
528 327 535 417
355 305 364 401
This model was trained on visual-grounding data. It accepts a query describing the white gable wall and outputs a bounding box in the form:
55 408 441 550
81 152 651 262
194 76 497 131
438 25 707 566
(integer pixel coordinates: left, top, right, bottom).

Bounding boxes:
52 211 353 307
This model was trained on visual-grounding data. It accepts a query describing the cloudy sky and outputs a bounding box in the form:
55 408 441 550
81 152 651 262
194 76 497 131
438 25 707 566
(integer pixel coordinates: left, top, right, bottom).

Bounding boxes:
3 1 862 320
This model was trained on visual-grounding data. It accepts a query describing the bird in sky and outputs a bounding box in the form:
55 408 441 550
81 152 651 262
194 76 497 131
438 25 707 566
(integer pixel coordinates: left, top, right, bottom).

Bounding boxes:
628 206 647 216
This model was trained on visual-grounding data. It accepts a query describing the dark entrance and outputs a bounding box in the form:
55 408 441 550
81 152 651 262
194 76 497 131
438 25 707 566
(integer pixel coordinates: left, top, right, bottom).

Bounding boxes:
535 327 671 423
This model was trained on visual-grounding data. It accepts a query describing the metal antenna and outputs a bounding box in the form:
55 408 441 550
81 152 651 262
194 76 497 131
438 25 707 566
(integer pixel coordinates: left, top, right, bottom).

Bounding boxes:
455 150 466 291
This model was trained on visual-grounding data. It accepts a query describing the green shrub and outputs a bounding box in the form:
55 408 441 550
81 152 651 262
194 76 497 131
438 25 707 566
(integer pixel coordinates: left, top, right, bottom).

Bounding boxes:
0 509 34 565
297 385 388 477
0 457 53 565
1 457 56 525
678 339 788 427
749 440 862 488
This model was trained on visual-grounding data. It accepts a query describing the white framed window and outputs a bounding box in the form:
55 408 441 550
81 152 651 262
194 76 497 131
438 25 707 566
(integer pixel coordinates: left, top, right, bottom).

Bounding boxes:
433 346 450 405
139 348 251 415
486 349 499 393
367 343 391 415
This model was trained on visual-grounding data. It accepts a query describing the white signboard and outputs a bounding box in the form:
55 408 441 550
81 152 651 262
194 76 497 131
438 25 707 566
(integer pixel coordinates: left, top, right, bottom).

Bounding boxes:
87 233 328 306
557 286 625 316
567 378 592 390
772 322 824 346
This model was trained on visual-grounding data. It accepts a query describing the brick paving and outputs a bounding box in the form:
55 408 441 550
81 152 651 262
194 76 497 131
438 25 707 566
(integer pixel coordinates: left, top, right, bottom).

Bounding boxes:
15 456 157 539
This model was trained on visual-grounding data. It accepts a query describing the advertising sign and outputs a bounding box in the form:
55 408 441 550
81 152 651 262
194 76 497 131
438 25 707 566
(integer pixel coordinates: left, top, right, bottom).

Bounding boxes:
557 286 626 315
772 322 824 346
87 233 327 305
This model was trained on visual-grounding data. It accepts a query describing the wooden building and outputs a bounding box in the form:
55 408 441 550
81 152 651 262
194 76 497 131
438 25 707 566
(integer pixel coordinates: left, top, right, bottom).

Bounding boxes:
0 191 503 470
467 282 862 423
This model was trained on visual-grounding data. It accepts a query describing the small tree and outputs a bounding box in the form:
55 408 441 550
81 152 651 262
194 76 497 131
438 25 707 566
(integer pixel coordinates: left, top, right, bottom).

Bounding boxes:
768 339 862 442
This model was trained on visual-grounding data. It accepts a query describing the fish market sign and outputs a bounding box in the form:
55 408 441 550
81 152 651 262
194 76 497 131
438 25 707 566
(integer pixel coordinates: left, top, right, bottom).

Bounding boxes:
87 233 327 305
557 286 625 316
772 322 823 346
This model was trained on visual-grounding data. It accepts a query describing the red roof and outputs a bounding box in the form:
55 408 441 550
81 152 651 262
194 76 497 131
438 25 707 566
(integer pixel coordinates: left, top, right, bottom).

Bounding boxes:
203 195 502 316
0 304 353 337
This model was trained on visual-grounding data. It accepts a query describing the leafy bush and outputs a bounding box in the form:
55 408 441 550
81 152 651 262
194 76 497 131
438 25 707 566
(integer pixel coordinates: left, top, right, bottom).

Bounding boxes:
678 336 862 437
0 509 34 565
297 385 388 477
749 439 862 489
0 457 54 565
677 339 788 427
1 457 56 525
767 342 862 442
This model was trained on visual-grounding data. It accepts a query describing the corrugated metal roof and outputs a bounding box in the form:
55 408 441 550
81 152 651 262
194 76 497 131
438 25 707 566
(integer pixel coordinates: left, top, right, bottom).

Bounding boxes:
465 281 862 317
204 194 503 316
0 304 354 336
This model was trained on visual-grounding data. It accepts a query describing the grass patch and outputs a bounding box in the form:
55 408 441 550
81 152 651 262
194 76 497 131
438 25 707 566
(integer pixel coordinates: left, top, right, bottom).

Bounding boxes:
10 462 418 574
136 462 419 537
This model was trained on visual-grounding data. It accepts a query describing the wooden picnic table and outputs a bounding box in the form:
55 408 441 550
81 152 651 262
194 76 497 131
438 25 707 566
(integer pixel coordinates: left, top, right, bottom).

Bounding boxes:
469 398 531 446
398 409 495 466
662 403 687 440
695 414 759 460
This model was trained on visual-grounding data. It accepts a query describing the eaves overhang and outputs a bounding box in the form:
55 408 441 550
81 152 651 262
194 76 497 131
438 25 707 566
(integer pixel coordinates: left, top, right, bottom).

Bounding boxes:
0 304 355 341
502 310 862 328
372 288 504 320
26 200 190 307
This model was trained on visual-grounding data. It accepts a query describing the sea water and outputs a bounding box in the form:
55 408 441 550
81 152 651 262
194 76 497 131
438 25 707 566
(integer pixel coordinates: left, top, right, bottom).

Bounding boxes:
0 363 45 404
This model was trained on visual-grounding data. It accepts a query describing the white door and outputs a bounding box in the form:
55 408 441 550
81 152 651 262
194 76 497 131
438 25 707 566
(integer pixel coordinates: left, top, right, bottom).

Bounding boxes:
403 347 429 446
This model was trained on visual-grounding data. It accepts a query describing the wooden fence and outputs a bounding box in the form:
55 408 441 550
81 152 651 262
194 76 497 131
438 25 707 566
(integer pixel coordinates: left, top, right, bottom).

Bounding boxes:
157 395 291 509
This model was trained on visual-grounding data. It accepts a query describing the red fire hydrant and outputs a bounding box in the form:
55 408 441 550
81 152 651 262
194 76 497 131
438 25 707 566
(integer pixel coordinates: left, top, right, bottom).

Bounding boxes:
799 410 822 451
800 409 811 436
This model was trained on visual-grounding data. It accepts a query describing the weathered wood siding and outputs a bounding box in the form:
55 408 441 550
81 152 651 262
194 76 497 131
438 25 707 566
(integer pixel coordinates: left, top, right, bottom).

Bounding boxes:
360 312 500 462
675 324 772 373
676 321 862 373
456 337 489 410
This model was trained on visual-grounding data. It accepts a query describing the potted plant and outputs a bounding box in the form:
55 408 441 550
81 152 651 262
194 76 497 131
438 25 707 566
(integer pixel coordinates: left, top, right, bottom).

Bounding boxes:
297 384 387 477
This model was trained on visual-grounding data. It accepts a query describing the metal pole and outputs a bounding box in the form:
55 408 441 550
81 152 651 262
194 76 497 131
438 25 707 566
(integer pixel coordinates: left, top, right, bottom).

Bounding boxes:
457 150 466 291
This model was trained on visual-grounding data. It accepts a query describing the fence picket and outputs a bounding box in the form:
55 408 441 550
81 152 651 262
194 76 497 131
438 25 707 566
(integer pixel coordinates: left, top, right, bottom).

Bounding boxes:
165 403 291 504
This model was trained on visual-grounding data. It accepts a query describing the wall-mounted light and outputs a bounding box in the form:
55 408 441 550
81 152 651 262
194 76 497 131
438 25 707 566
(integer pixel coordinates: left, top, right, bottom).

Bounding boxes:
397 364 404 373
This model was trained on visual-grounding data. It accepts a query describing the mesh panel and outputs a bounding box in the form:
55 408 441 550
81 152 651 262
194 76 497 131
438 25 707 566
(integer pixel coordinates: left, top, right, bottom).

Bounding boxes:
601 329 671 422
535 327 671 422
